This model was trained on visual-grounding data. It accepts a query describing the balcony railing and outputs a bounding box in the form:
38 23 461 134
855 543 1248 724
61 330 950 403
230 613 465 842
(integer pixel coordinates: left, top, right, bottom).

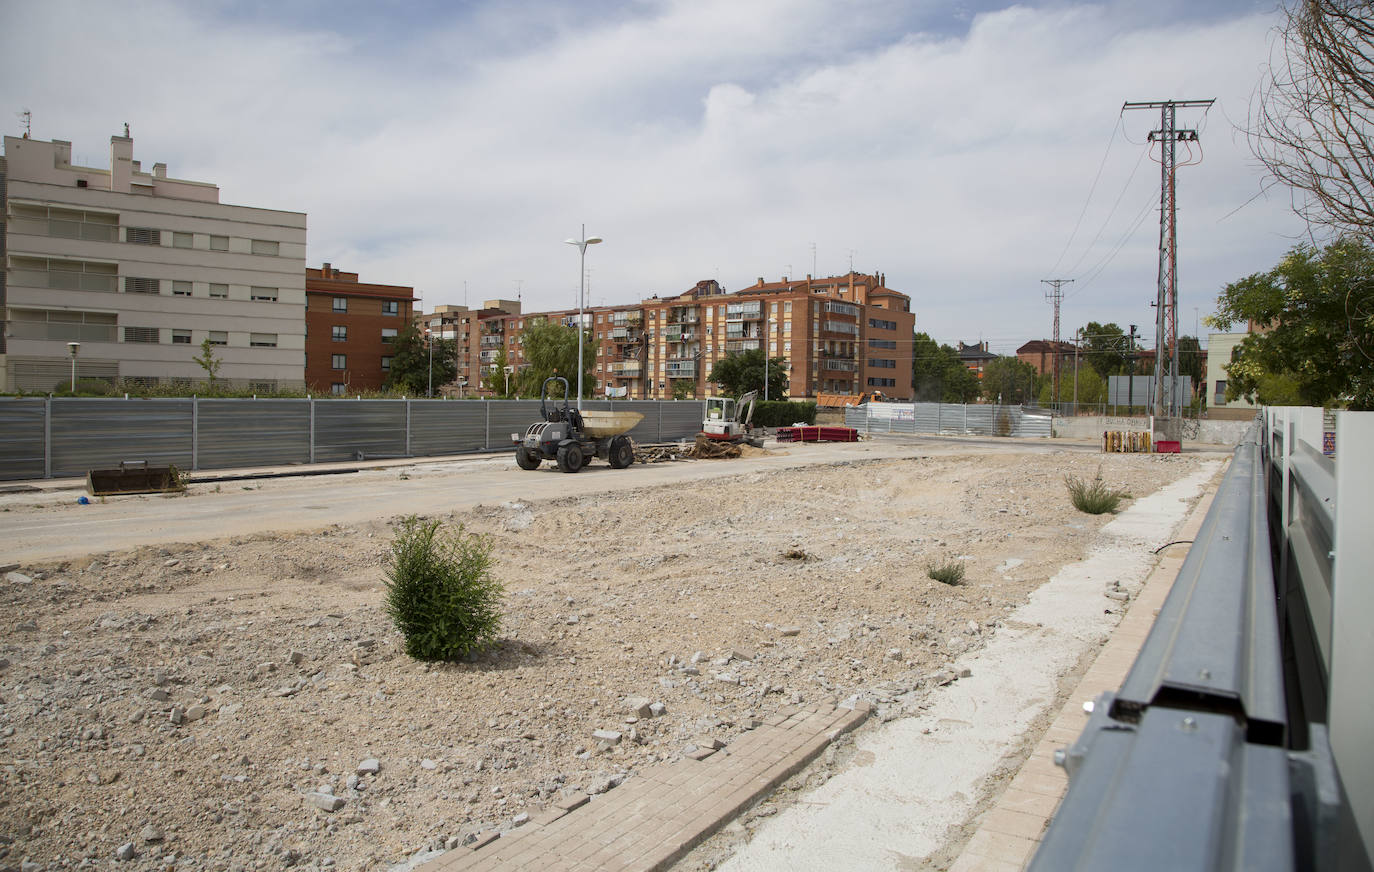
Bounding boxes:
824 359 857 372
726 340 760 354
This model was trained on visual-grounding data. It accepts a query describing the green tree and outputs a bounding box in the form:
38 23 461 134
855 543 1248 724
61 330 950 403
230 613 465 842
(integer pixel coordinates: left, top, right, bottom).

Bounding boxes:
1079 322 1131 381
1212 238 1374 408
1041 360 1106 406
707 348 789 398
671 380 695 400
515 318 597 399
193 338 222 386
981 356 1039 405
482 349 513 398
384 324 456 396
912 332 980 403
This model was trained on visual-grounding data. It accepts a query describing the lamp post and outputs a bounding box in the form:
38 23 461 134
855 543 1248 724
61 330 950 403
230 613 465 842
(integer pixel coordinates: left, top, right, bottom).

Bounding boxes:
67 342 80 394
563 225 602 409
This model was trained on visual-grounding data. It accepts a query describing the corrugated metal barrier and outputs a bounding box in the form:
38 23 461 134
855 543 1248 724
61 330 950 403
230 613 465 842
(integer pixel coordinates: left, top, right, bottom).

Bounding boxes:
845 402 1053 438
0 397 707 481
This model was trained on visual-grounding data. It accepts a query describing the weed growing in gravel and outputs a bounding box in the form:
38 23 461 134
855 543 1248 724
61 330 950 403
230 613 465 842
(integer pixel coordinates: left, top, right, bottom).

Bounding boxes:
385 516 503 661
1065 469 1131 515
927 559 967 586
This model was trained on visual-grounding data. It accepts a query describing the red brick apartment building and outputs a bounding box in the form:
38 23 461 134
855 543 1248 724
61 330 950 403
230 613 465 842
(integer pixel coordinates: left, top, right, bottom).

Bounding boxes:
305 264 416 393
1016 339 1077 378
421 272 915 400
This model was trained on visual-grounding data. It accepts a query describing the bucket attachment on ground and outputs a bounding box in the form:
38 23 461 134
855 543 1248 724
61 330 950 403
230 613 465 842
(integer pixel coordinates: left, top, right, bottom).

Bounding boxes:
87 461 186 496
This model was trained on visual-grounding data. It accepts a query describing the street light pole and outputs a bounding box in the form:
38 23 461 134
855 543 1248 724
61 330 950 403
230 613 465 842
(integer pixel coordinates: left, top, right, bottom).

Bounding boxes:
564 225 603 410
67 342 80 394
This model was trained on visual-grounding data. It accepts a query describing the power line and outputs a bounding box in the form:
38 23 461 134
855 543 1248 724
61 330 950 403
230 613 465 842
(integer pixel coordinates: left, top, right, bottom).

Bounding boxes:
1047 116 1125 277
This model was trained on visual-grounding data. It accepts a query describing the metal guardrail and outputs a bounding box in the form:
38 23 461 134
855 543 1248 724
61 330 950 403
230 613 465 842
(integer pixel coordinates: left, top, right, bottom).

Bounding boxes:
0 397 708 481
1030 411 1373 872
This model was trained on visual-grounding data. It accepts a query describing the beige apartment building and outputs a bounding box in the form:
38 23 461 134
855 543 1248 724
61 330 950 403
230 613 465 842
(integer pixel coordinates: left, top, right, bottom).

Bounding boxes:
1 132 307 392
425 272 914 400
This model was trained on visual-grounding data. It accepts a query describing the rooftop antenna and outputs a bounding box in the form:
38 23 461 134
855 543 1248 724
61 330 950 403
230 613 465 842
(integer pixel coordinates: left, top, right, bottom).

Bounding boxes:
464 280 468 308
513 279 522 305
123 122 130 137
809 242 817 278
18 109 31 139
848 249 856 273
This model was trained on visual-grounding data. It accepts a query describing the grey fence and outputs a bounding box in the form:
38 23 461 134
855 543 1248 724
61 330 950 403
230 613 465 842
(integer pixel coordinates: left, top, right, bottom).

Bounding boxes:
1029 410 1374 872
844 402 1053 438
0 397 707 481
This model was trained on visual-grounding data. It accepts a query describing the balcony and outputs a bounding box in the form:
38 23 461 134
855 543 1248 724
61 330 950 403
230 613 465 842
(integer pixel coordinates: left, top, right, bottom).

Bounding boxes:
822 320 859 336
667 307 700 325
480 335 503 347
665 360 697 378
663 327 697 342
725 340 760 354
612 313 642 327
481 321 504 335
824 300 860 317
725 302 762 320
610 361 642 376
479 350 500 363
824 359 858 372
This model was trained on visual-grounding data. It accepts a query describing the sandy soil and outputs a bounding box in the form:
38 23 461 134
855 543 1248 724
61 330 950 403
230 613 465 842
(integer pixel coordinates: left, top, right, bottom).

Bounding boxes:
0 449 1212 871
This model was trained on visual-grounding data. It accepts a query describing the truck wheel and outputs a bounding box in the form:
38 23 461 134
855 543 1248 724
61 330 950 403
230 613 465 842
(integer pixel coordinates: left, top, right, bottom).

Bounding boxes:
608 435 634 469
556 443 584 473
515 447 541 470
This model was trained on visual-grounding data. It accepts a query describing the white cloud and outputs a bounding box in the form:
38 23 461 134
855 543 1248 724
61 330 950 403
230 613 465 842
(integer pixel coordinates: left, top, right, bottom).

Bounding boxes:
2 0 1306 350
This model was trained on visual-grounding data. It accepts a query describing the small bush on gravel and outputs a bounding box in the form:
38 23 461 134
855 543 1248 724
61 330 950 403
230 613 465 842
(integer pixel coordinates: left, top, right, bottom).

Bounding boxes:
385 516 503 661
1065 469 1131 514
927 559 967 586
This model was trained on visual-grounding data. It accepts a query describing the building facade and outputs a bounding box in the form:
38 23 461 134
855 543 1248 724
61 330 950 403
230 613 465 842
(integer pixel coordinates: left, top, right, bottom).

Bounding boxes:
1016 339 1077 377
305 264 415 394
1 133 307 392
1205 331 1258 411
423 272 915 400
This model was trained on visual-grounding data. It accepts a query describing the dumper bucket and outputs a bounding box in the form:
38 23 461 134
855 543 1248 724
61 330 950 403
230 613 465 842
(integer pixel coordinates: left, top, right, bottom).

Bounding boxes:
86 461 186 496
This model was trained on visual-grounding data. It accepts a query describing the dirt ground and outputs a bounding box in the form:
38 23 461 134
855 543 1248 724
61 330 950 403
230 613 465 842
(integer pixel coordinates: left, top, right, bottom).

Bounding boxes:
0 449 1213 871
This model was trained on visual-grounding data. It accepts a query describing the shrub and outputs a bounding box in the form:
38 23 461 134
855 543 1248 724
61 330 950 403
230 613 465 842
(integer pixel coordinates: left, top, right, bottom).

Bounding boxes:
385 517 503 661
1065 469 1131 514
753 400 817 427
927 559 967 586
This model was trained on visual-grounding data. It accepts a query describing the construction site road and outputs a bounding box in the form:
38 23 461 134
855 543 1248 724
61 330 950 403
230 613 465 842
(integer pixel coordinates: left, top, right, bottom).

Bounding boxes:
0 436 1097 564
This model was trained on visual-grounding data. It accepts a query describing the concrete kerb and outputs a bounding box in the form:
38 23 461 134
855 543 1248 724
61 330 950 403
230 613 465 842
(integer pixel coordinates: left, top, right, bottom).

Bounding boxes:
417 701 873 872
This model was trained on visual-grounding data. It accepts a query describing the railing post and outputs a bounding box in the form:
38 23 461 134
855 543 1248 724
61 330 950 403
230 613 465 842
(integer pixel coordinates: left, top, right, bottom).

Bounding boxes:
309 397 316 464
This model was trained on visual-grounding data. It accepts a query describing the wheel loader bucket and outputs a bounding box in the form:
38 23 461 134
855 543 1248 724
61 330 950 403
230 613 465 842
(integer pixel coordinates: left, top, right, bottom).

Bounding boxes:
86 461 186 496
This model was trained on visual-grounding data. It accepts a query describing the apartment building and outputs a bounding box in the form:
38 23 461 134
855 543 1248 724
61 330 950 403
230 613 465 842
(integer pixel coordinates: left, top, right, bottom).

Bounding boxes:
1016 339 1077 377
1 132 307 392
305 264 415 393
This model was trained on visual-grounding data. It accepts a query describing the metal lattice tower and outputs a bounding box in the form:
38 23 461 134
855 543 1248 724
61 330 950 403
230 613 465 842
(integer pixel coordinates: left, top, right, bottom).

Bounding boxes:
1041 279 1072 403
1123 98 1213 420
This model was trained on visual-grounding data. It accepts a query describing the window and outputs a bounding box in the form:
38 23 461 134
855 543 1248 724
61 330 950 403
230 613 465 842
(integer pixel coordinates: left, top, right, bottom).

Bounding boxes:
868 317 897 331
123 326 159 343
331 383 347 396
172 232 193 249
332 325 347 342
209 235 229 251
867 358 896 368
381 356 393 371
331 354 346 370
868 339 897 349
172 329 192 345
1214 380 1227 406
208 331 228 346
382 300 399 316
250 239 279 256
172 281 192 297
382 328 398 343
6 308 116 342
250 333 277 348
124 276 159 295
250 286 278 302
868 377 897 387
209 283 228 299
332 297 348 313
126 227 161 245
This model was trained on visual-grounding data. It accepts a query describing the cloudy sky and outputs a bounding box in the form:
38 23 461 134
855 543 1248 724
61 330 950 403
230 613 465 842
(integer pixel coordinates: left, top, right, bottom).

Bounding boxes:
4 0 1309 354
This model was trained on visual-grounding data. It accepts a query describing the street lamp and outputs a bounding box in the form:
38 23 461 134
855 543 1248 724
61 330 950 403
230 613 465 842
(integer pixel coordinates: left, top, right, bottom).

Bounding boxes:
564 225 602 410
67 342 80 394
503 364 514 397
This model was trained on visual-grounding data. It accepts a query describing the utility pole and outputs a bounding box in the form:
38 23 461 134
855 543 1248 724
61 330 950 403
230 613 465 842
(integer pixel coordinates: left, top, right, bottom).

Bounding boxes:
1041 279 1072 405
1123 98 1213 426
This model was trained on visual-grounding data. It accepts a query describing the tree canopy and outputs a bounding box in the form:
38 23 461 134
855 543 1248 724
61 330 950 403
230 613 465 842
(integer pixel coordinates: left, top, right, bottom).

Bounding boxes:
1211 237 1374 409
707 349 789 398
514 318 597 399
383 324 456 396
1251 1 1374 241
911 332 980 403
981 356 1039 405
1079 322 1135 380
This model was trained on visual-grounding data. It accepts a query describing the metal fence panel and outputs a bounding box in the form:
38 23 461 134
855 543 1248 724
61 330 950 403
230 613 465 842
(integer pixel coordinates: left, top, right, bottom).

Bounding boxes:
196 399 310 470
49 398 194 478
313 400 406 462
1015 410 1054 438
655 401 707 443
483 401 545 450
0 399 46 480
408 401 487 456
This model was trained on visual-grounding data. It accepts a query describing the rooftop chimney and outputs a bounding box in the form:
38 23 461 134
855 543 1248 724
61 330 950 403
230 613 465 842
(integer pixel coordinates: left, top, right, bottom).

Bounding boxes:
322 262 332 277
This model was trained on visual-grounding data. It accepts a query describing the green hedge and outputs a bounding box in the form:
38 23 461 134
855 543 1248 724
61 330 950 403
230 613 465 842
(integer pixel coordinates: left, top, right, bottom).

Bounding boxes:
752 400 816 427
